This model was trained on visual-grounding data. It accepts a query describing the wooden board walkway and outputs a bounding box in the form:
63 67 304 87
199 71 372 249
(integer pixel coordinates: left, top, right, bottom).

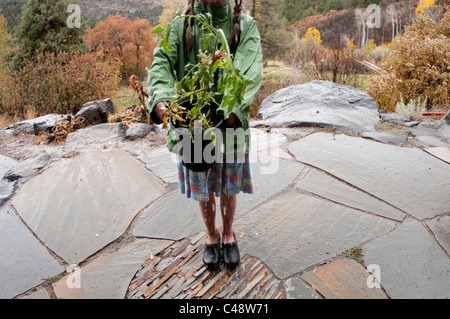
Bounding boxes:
126 231 284 299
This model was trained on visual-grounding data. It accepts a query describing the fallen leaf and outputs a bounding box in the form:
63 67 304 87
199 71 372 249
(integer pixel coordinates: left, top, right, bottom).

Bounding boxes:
239 232 245 238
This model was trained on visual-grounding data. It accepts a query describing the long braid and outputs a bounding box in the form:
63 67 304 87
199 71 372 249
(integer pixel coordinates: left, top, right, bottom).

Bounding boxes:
230 0 243 48
184 0 195 52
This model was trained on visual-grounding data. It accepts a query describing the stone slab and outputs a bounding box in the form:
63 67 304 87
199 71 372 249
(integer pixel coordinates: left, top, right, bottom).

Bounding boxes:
301 257 388 299
0 207 64 299
283 277 322 299
12 150 167 264
363 218 450 299
424 147 450 164
234 190 395 279
361 131 407 144
287 132 450 220
133 154 305 241
425 215 450 255
52 238 172 299
139 146 179 184
294 169 405 221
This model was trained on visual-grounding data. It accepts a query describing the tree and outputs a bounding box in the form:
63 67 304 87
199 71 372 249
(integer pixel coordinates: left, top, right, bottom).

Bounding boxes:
15 0 87 68
85 14 156 81
254 0 289 59
126 19 155 79
302 27 322 45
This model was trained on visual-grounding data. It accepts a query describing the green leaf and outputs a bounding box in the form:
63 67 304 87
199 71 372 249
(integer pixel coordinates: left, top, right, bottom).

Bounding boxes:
152 26 165 34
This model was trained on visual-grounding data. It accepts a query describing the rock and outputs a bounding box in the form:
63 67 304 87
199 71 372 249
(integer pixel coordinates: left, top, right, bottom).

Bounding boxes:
65 122 127 147
11 150 168 264
361 131 408 144
74 99 116 125
409 117 450 148
257 80 380 134
125 123 153 140
6 114 69 136
0 155 19 180
2 150 51 183
443 108 450 125
379 112 411 124
0 181 16 207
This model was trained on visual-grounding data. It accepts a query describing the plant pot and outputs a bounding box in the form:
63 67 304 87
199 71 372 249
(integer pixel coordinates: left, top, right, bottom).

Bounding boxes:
169 100 224 172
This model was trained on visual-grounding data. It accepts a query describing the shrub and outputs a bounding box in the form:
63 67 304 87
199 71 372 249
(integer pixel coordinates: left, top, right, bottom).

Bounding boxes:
0 50 121 120
395 96 427 121
367 11 450 112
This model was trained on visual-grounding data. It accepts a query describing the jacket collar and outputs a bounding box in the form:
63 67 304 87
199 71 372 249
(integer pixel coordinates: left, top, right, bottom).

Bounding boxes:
193 0 232 25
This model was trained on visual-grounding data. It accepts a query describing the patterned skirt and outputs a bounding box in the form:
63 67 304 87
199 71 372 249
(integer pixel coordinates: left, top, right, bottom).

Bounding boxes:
176 154 255 202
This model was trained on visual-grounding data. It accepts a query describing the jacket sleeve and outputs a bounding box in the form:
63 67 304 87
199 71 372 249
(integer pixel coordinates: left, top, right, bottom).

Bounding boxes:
229 16 263 131
146 21 181 124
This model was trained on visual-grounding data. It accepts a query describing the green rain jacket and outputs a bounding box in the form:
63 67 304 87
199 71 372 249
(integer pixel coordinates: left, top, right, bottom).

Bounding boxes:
146 0 263 157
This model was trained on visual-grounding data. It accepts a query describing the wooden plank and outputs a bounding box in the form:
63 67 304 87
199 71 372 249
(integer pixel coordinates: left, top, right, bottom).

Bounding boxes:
143 249 199 298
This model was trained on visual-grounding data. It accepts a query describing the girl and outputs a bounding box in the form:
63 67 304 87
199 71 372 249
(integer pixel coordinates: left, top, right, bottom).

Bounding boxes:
147 0 263 270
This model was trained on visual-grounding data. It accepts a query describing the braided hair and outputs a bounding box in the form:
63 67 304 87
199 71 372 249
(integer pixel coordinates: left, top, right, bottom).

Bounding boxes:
230 0 243 48
184 0 243 52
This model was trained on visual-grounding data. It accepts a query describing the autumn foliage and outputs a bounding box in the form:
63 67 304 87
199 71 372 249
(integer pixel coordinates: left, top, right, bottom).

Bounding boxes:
367 10 450 112
0 51 121 120
85 14 156 80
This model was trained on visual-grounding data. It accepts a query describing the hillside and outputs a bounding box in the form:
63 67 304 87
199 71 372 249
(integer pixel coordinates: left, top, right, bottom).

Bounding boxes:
0 0 165 29
76 0 164 25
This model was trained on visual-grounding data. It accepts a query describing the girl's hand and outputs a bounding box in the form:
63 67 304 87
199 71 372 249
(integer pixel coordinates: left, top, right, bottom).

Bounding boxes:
155 101 177 121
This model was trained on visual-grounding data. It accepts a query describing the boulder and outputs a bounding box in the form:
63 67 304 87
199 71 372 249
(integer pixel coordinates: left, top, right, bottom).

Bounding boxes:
409 116 450 148
5 114 69 136
125 123 153 140
2 150 51 183
257 80 380 134
74 99 116 125
0 181 16 207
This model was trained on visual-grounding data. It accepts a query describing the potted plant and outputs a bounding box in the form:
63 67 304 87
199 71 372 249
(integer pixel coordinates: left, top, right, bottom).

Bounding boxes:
153 13 253 171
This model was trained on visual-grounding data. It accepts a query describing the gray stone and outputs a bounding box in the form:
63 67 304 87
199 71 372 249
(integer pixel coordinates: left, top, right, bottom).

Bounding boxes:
138 146 179 184
64 122 127 150
0 207 64 299
363 219 450 298
443 109 450 125
0 180 16 207
3 150 51 183
0 155 18 180
234 190 395 279
287 132 450 220
125 123 153 140
11 150 167 264
52 238 173 299
409 117 450 147
294 168 405 221
380 112 410 124
412 135 448 148
284 277 322 299
5 114 68 136
257 81 380 134
361 131 407 144
74 98 116 125
425 215 450 255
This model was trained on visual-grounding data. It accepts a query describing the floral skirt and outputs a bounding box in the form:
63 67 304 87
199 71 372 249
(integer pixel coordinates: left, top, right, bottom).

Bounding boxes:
176 154 255 202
